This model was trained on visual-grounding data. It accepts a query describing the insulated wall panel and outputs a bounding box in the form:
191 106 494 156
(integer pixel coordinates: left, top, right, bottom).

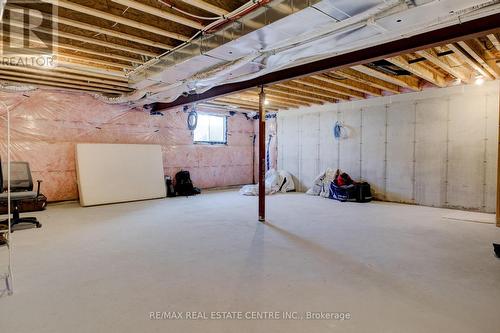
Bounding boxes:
485 91 500 212
76 144 166 206
338 107 361 180
360 106 387 199
414 98 448 208
319 107 339 173
386 102 415 203
447 94 485 210
277 81 499 212
278 113 300 187
299 113 320 192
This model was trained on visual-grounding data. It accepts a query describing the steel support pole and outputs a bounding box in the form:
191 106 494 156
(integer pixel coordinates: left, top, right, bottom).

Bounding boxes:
258 86 266 222
497 81 500 228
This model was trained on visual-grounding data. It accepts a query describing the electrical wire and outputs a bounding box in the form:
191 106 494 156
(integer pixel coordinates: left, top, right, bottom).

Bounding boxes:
157 0 222 21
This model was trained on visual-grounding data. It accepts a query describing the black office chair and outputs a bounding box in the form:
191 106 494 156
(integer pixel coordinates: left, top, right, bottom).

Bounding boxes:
0 159 42 230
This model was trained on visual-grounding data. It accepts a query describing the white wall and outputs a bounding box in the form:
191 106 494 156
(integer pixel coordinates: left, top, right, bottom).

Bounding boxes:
277 81 499 212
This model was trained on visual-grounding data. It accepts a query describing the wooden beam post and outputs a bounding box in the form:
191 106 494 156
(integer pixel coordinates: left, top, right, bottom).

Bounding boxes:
259 86 266 223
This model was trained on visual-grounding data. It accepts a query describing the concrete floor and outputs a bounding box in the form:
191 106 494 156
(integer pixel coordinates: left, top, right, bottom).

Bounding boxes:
0 190 499 333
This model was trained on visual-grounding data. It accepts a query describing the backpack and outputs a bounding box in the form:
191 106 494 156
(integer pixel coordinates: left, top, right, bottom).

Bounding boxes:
165 176 176 197
174 170 201 196
356 182 372 203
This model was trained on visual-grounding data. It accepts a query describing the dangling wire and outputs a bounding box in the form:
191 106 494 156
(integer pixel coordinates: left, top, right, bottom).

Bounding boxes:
333 121 347 140
266 134 272 171
157 0 223 21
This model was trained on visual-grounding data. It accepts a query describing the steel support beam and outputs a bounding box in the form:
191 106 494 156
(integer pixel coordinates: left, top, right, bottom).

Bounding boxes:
258 86 266 223
155 13 500 111
497 81 500 228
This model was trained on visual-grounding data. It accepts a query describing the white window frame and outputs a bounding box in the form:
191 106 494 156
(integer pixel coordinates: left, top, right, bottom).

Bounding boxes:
193 113 228 145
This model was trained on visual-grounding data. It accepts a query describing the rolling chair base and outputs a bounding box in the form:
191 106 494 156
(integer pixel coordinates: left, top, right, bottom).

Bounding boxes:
0 216 42 232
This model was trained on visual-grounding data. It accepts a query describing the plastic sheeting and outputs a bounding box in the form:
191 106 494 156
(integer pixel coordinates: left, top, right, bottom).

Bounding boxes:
0 90 258 202
240 169 295 196
306 168 337 197
123 0 500 106
253 117 277 182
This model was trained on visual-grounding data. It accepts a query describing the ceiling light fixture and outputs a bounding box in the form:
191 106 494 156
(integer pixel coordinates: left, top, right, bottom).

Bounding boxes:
474 76 485 86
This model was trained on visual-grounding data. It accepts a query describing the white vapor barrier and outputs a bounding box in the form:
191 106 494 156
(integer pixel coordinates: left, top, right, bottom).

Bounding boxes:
76 144 166 206
277 81 499 212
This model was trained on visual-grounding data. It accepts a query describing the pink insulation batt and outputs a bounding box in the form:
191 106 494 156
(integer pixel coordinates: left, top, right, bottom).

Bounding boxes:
0 90 271 202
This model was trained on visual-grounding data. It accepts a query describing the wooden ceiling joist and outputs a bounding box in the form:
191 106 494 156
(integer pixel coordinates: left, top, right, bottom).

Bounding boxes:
40 0 190 42
487 34 500 51
7 19 158 57
458 40 500 79
300 76 365 99
0 70 132 91
0 64 130 88
336 68 400 94
0 76 126 94
386 55 448 87
111 0 204 30
247 87 318 105
54 15 174 51
55 53 133 70
6 3 174 51
269 85 337 103
314 73 382 97
213 98 281 111
54 45 142 65
204 101 261 111
56 59 124 77
260 88 326 105
235 93 304 108
1 31 143 64
287 80 351 101
250 94 308 108
277 81 349 101
352 65 421 91
415 49 474 84
219 95 297 110
206 100 259 111
181 0 229 16
44 66 128 82
446 43 494 80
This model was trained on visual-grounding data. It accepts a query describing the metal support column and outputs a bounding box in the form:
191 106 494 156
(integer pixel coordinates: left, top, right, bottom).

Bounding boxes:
258 86 266 223
497 82 500 227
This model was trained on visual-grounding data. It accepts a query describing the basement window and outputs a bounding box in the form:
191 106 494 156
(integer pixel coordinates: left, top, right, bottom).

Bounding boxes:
193 114 227 145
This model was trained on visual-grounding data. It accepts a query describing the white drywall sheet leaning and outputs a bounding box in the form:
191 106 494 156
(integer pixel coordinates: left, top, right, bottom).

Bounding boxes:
76 144 166 206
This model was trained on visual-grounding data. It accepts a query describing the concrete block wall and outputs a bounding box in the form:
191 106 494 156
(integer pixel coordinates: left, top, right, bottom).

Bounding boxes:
277 81 500 212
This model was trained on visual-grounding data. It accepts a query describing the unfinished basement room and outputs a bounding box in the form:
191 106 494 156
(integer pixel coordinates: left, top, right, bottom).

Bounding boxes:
1 0 500 332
